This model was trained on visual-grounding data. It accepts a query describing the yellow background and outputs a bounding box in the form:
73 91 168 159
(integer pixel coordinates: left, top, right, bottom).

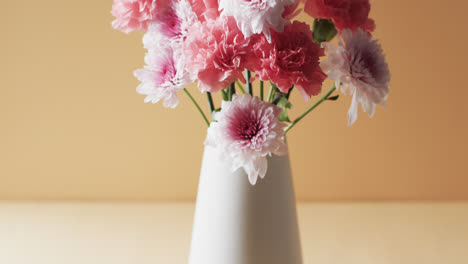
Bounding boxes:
1 0 467 201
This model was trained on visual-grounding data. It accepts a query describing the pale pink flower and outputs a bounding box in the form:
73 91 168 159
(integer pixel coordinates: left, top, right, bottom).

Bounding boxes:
249 21 327 101
134 46 189 108
141 0 200 72
135 0 195 107
205 94 287 185
185 16 250 93
321 28 390 126
218 0 296 43
111 0 158 33
143 0 199 51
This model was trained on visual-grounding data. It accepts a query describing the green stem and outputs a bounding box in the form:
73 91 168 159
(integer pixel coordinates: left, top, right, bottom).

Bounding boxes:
267 85 275 102
260 81 264 101
245 69 253 95
183 88 210 126
229 82 236 101
286 85 293 100
284 85 336 134
221 90 228 101
206 92 215 113
235 80 245 94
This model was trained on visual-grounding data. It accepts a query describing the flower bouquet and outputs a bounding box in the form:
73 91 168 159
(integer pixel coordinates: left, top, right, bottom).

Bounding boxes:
111 0 390 263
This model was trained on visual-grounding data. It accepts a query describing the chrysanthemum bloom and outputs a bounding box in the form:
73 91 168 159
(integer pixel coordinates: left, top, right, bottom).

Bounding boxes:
218 0 295 43
185 16 250 93
111 0 159 33
321 28 390 126
205 94 287 185
134 46 189 108
249 21 327 101
143 0 199 51
303 0 375 33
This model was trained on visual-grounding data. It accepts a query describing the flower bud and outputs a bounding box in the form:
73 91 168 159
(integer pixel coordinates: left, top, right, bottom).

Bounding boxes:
312 19 338 43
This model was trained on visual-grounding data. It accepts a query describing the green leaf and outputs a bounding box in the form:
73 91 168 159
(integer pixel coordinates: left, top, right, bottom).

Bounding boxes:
326 95 340 101
276 96 293 122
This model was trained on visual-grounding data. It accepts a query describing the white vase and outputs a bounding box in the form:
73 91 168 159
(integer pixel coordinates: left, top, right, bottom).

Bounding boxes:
188 144 303 264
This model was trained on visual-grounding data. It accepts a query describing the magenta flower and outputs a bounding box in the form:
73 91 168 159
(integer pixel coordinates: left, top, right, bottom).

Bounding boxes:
321 28 390 126
303 0 375 33
185 16 250 93
111 0 159 34
250 21 327 101
205 94 287 185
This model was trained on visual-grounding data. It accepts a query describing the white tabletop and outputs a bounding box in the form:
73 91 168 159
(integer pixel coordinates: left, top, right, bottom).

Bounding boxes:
1 202 467 264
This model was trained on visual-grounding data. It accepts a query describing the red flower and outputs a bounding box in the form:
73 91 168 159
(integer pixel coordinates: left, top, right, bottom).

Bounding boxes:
303 0 375 32
249 21 326 101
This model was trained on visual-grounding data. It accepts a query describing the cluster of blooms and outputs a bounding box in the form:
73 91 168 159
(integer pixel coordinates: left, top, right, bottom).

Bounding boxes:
112 0 391 185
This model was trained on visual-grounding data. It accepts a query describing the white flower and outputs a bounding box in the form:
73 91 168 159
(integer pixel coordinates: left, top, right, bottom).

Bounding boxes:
218 0 295 42
134 46 189 108
205 94 287 185
321 28 391 126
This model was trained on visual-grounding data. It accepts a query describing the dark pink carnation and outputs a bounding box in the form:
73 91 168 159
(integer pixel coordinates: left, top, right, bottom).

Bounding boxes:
282 2 301 20
111 0 161 33
303 0 375 33
185 16 249 93
249 21 327 101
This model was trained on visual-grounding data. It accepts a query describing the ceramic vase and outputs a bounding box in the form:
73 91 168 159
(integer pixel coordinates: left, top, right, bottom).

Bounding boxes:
188 144 302 264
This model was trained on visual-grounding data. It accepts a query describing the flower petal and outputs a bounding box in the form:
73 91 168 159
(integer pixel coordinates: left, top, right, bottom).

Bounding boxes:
347 91 359 126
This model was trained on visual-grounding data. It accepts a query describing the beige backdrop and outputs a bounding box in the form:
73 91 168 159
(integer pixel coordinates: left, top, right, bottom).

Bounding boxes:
1 0 467 201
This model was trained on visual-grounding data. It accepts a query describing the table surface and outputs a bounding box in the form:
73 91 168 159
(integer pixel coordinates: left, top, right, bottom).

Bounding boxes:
1 202 467 264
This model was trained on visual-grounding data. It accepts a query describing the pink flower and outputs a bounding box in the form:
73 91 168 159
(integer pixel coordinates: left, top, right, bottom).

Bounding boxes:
134 0 195 107
185 16 250 93
303 0 375 33
189 0 219 21
249 21 327 101
143 0 199 50
205 94 287 185
111 0 159 34
134 45 189 108
219 0 295 43
321 28 390 126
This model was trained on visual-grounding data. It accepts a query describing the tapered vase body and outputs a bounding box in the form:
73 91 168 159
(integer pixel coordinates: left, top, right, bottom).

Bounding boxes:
188 145 302 264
